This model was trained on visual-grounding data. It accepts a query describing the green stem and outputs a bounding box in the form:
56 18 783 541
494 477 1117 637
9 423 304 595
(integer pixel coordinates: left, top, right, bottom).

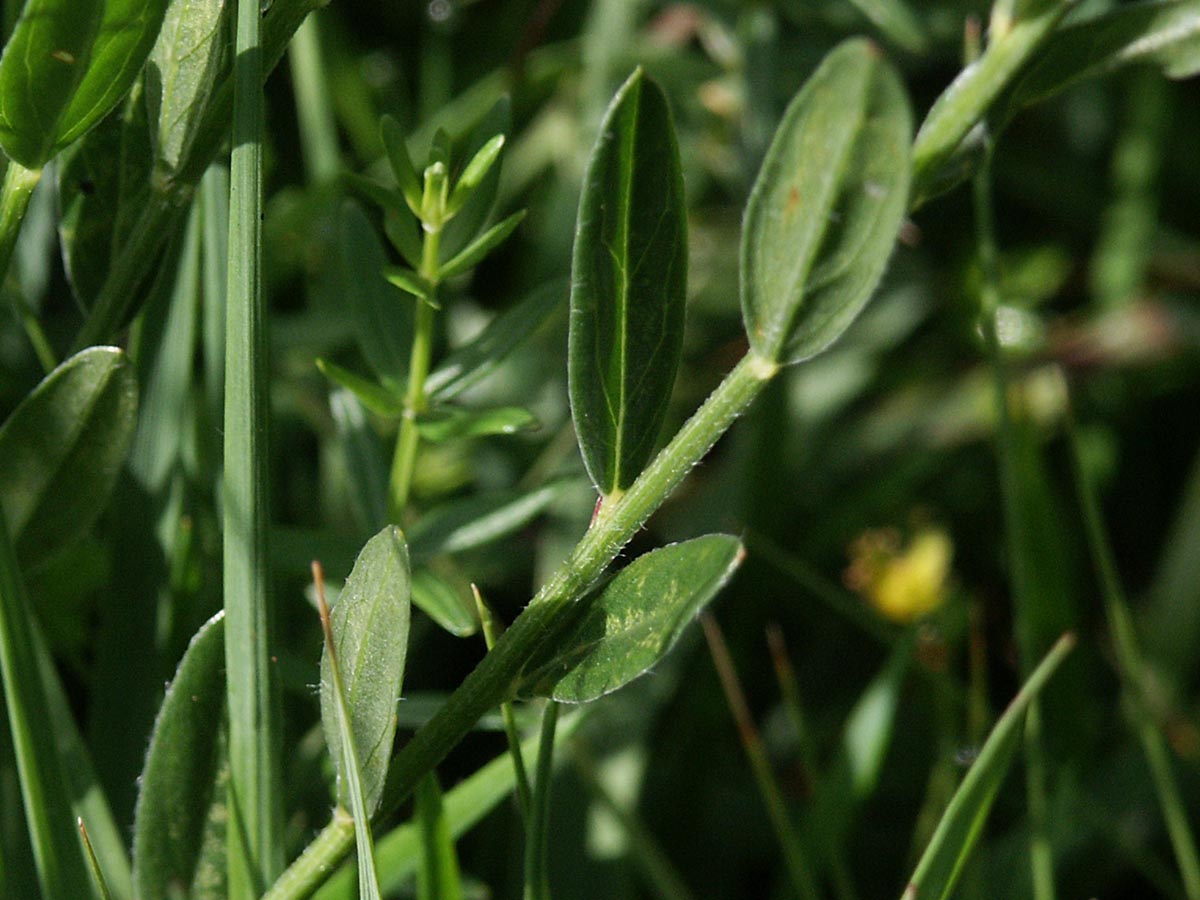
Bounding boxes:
972 147 1056 900
475 591 533 817
910 0 1067 200
389 229 441 520
524 701 559 900
0 160 42 286
263 350 777 900
224 0 281 896
1067 413 1200 899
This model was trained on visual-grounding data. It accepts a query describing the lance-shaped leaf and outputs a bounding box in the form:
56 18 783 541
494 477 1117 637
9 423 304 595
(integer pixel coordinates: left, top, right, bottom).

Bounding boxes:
568 68 688 495
55 0 171 149
320 526 412 815
0 347 138 569
741 39 912 367
903 633 1076 900
132 613 226 900
415 404 538 444
1007 0 1200 114
0 0 103 166
518 535 744 703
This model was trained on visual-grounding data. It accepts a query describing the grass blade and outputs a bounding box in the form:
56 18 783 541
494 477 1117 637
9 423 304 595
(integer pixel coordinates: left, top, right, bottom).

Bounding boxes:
415 774 464 900
224 0 280 893
569 67 688 496
524 701 559 900
903 633 1077 900
0 510 94 899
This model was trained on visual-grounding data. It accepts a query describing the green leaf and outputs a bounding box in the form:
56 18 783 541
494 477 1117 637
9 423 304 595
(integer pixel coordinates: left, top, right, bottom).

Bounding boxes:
55 0 171 149
384 208 423 269
0 0 104 166
846 0 929 54
336 200 413 386
903 633 1077 900
0 347 138 569
407 481 573 564
321 526 413 815
343 172 406 216
1008 0 1200 114
741 39 912 367
131 612 226 900
328 388 390 533
568 68 688 495
317 359 404 419
318 580 384 900
414 774 464 900
415 404 539 443
439 96 510 259
426 279 565 402
438 209 526 280
146 0 229 177
383 266 437 304
447 134 505 215
381 114 423 213
519 535 744 703
0 513 94 900
412 568 479 638
312 712 583 900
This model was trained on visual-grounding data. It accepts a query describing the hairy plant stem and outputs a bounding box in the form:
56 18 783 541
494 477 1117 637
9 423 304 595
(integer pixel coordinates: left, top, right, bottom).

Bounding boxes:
263 350 778 900
389 227 441 520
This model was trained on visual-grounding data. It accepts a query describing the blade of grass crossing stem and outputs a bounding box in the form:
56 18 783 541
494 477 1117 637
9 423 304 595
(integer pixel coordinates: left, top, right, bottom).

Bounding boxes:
702 613 819 900
568 67 688 497
312 713 584 900
0 511 94 899
903 634 1076 900
314 564 384 900
415 774 464 900
525 701 559 900
224 0 281 894
1066 411 1200 899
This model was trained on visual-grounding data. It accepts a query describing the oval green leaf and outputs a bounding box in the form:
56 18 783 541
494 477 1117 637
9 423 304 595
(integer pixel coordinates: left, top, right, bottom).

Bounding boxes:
568 68 688 495
0 0 104 166
55 0 171 149
518 534 744 703
0 346 138 569
131 612 226 900
320 525 412 815
740 39 912 367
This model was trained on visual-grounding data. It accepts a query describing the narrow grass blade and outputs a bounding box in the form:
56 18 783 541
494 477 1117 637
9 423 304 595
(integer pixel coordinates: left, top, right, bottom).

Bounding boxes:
320 527 412 814
287 13 339 183
519 536 744 703
415 774 464 900
741 38 912 367
0 0 103 166
315 564 384 900
79 820 114 900
0 511 94 899
524 701 559 900
132 612 226 900
426 279 566 401
407 481 575 564
903 633 1077 900
312 712 583 900
569 68 688 495
0 346 138 569
224 0 280 892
